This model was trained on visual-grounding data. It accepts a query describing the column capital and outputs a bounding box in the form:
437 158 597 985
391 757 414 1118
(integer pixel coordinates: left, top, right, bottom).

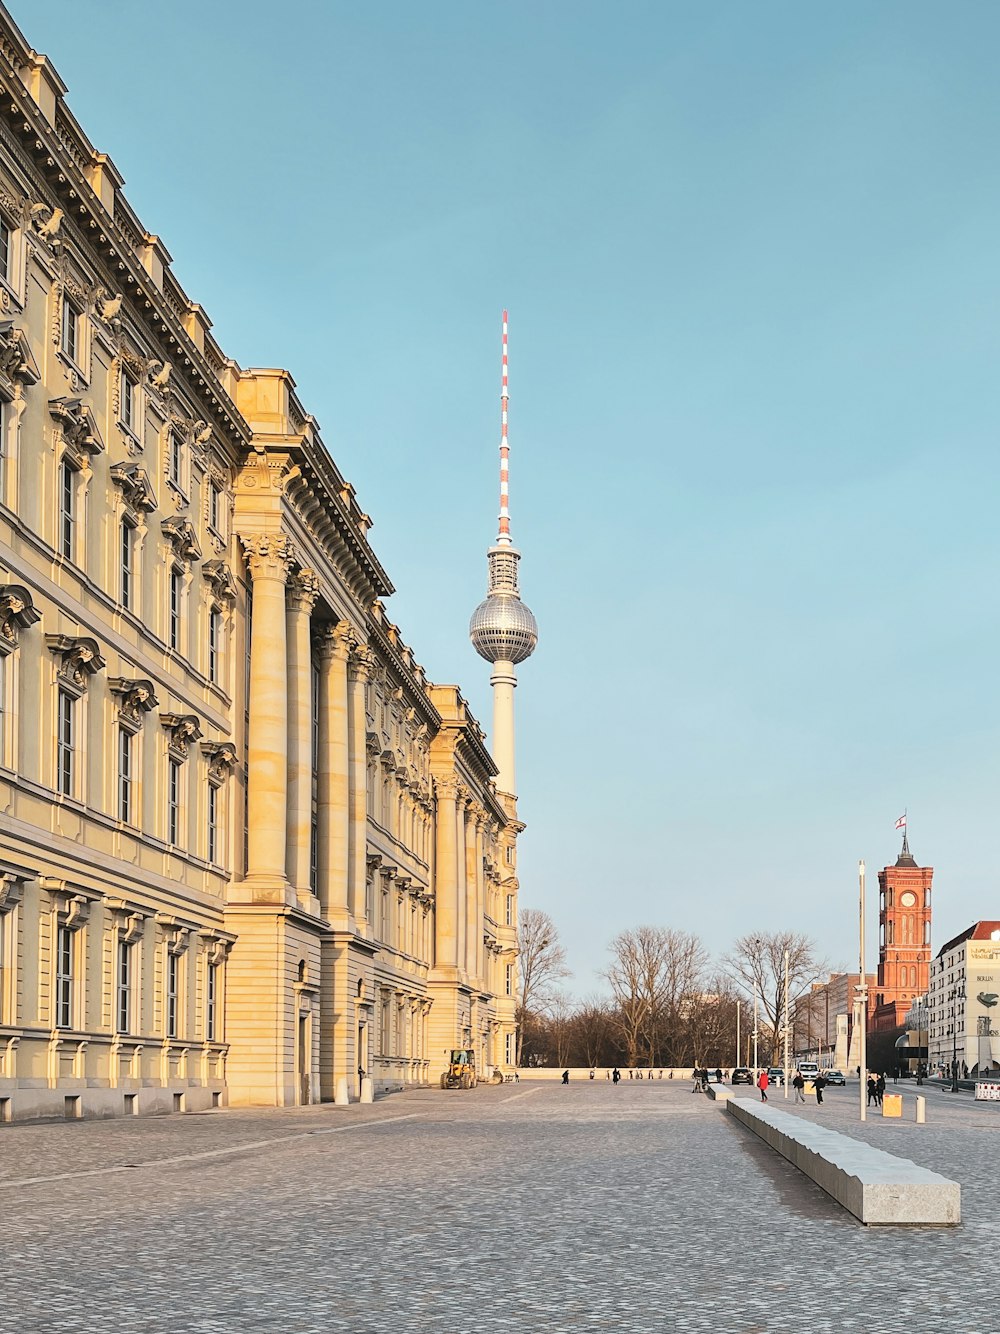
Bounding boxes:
434 774 460 802
348 645 377 683
240 532 295 582
286 567 320 614
313 619 355 663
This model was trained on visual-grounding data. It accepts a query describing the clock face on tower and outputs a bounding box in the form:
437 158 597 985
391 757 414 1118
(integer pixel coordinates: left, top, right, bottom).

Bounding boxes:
900 891 917 908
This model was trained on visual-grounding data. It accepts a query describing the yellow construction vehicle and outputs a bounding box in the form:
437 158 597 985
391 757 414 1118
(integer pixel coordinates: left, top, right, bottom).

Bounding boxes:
441 1048 477 1089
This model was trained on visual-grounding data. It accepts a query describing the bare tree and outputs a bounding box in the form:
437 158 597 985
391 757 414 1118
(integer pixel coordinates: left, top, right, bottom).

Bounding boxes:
516 908 570 1065
605 927 709 1066
569 996 617 1068
722 931 826 1065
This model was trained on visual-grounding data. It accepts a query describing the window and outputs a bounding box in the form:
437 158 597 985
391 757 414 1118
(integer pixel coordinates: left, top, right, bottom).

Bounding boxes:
61 295 80 363
0 399 7 497
505 846 515 866
118 725 133 823
208 608 221 684
505 1032 515 1066
120 518 134 610
169 432 183 489
116 938 132 1033
207 783 218 864
0 214 10 284
166 951 179 1039
206 961 217 1041
57 689 74 797
208 481 222 534
121 369 137 434
505 894 514 927
167 757 181 846
59 461 75 559
169 569 182 651
55 924 73 1029
505 963 514 997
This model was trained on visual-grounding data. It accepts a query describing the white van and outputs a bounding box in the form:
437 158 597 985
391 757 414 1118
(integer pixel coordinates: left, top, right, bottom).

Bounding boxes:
797 1061 819 1079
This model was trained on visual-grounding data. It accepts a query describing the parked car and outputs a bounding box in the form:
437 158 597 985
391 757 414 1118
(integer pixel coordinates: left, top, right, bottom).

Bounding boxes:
822 1069 845 1085
731 1067 754 1085
767 1067 785 1087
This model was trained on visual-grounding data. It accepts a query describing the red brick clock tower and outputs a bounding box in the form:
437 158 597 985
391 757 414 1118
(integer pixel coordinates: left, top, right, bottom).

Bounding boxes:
871 832 933 1034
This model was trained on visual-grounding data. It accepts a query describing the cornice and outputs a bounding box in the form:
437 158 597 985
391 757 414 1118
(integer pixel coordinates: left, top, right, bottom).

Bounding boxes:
0 59 249 458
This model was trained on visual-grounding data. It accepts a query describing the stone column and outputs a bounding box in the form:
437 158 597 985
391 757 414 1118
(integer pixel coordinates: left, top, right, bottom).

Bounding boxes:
455 789 469 979
285 569 319 908
465 806 480 980
241 534 294 897
473 809 486 983
348 648 374 928
434 776 459 971
314 620 353 921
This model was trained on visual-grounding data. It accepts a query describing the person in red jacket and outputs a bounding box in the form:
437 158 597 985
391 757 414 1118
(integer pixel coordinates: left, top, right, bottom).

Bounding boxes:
757 1069 769 1102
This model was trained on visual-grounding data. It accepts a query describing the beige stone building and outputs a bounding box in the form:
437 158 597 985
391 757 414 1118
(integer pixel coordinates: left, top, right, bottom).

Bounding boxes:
0 5 521 1120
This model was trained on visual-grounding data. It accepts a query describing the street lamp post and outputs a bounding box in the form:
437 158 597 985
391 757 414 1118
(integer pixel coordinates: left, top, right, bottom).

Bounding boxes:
753 990 759 1084
735 996 741 1070
857 859 869 1123
950 988 960 1093
783 947 790 1100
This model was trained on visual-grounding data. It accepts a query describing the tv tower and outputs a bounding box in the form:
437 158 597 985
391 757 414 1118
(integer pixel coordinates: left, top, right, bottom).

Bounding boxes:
469 310 538 798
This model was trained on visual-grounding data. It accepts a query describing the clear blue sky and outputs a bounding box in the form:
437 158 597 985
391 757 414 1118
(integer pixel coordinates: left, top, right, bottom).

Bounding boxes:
23 0 1000 993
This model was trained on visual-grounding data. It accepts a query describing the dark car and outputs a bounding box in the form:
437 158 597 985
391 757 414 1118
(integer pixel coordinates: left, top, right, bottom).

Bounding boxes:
822 1069 846 1086
767 1067 785 1087
731 1067 754 1085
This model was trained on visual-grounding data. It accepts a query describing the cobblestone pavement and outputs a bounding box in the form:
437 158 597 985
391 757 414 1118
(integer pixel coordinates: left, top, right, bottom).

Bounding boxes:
0 1079 995 1334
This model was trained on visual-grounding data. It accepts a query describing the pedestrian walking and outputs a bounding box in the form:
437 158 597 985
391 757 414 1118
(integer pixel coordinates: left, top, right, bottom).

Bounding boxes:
875 1072 885 1106
866 1074 877 1106
561 1069 569 1085
691 1068 700 1092
814 1073 827 1105
715 1068 723 1084
757 1069 769 1102
589 1069 595 1080
612 1067 620 1085
792 1071 806 1103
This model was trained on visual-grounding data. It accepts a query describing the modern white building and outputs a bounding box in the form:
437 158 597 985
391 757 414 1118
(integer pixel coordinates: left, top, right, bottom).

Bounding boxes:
928 921 1000 1079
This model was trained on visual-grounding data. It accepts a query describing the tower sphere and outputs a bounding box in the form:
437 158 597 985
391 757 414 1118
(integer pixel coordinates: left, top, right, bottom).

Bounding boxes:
469 593 538 664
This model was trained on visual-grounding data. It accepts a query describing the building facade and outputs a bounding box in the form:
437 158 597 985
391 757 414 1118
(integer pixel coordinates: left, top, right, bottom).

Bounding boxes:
928 922 1000 1079
0 7 520 1121
794 972 875 1071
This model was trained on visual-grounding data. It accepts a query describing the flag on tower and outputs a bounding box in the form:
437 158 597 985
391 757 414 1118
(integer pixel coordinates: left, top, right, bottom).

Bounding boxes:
895 813 907 831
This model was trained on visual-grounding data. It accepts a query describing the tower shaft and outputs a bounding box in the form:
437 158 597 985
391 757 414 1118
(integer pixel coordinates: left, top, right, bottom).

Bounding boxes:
490 658 517 798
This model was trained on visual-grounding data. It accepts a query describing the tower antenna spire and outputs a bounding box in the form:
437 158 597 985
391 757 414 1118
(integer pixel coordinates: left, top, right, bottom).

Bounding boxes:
469 309 538 798
498 308 511 545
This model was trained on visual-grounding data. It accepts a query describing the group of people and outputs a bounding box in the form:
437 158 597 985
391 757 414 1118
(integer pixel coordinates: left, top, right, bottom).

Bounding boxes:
759 1068 828 1104
866 1072 887 1106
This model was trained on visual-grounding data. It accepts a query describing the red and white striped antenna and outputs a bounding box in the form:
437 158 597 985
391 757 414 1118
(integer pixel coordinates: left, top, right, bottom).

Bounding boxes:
498 308 511 545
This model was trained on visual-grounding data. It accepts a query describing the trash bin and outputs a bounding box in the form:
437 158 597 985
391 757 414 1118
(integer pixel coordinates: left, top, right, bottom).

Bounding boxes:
882 1093 902 1118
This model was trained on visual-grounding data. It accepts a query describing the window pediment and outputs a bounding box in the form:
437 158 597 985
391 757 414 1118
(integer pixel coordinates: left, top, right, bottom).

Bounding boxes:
161 712 203 759
202 559 238 603
49 397 105 463
161 514 201 563
46 633 105 692
0 320 40 388
110 463 158 514
109 677 159 727
0 584 41 653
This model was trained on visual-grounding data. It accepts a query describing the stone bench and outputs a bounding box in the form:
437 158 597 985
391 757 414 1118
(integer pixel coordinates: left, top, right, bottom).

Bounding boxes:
725 1096 960 1225
705 1083 731 1102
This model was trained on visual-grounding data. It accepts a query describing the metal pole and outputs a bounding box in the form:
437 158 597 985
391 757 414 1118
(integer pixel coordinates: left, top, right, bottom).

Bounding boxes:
859 859 867 1123
735 997 740 1070
783 948 790 1099
951 990 959 1093
753 991 759 1084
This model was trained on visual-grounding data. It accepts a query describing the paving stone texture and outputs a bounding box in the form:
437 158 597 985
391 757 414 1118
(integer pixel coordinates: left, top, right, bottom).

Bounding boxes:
0 1078 994 1333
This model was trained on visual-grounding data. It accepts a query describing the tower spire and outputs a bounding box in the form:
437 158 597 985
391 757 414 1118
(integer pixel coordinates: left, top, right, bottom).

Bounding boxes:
469 310 538 797
498 308 511 545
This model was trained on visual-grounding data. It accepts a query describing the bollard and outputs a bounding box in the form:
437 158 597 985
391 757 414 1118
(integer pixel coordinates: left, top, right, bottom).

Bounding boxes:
334 1076 349 1106
916 1095 926 1124
360 1076 374 1104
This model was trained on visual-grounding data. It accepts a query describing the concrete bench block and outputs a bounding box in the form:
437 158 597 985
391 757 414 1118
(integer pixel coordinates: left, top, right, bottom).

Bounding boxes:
726 1097 959 1226
705 1084 731 1101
